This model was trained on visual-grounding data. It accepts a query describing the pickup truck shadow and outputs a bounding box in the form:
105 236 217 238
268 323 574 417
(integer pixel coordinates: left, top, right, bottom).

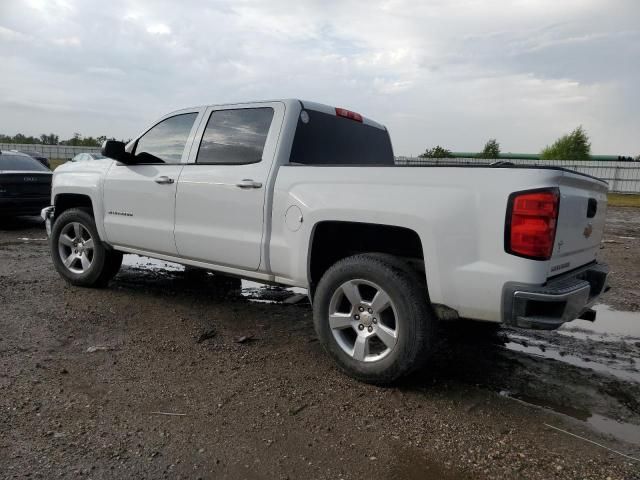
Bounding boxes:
111 259 640 448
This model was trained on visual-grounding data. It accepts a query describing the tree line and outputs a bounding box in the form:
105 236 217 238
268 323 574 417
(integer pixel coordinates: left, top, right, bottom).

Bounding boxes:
419 126 638 161
0 132 126 147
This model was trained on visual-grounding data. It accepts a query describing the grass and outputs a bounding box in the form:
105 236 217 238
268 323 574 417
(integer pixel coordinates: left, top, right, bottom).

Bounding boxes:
608 193 640 208
49 158 68 170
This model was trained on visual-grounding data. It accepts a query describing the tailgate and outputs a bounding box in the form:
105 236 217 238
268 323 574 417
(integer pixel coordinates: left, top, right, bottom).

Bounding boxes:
0 172 52 197
549 171 608 276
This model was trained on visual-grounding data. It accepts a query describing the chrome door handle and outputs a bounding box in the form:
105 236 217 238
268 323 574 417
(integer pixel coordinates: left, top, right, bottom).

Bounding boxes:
155 176 175 185
236 179 263 189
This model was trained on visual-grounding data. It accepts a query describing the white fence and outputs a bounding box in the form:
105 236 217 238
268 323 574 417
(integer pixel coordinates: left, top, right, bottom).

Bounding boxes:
396 157 640 194
0 143 101 160
2 143 639 193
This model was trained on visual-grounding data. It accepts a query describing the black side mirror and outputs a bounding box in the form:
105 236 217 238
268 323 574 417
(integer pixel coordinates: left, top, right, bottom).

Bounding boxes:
102 140 134 164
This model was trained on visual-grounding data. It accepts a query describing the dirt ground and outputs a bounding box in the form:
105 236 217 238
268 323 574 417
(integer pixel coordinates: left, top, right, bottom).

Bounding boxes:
1 207 639 479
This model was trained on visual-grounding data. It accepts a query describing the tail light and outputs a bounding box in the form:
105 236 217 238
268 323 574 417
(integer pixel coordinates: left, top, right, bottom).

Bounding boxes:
505 188 559 260
335 107 363 123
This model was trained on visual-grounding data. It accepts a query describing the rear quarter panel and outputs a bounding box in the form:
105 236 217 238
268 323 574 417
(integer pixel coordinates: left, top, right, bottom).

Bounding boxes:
270 166 570 321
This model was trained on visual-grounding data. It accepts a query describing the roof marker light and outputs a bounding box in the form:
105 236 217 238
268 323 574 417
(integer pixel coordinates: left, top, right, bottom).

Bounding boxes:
335 107 363 123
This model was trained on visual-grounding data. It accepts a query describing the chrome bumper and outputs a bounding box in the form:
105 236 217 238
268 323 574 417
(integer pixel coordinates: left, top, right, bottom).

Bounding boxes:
503 262 609 329
41 206 55 237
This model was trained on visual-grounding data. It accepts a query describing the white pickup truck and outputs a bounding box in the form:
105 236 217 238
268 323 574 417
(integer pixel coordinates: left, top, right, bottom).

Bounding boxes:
42 99 609 383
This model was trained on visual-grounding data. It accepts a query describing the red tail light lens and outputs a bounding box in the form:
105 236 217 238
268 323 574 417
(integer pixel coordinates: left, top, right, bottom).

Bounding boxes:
506 188 559 260
335 107 363 122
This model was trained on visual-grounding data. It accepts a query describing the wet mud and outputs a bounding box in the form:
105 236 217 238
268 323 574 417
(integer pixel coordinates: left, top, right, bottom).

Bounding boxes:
1 208 639 479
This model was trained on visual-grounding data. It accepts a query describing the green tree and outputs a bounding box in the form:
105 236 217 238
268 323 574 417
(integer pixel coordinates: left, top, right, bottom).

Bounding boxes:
479 138 500 159
40 133 59 145
418 145 453 158
540 126 591 160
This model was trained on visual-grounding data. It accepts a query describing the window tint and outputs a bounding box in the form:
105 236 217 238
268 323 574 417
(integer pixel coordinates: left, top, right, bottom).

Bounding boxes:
289 109 394 165
135 113 198 163
0 154 50 171
196 108 274 164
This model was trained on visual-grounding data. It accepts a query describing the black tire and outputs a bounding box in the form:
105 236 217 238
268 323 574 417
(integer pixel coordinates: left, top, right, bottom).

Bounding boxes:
50 208 122 288
313 254 435 384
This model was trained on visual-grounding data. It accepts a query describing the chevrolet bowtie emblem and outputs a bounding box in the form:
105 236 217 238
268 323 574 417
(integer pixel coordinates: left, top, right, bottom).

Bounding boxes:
583 223 593 239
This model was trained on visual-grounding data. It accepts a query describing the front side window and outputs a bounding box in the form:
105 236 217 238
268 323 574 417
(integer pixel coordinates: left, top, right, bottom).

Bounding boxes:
196 108 274 164
134 113 198 163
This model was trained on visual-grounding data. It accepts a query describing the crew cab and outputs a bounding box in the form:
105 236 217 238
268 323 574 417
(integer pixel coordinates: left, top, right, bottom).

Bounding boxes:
42 99 609 383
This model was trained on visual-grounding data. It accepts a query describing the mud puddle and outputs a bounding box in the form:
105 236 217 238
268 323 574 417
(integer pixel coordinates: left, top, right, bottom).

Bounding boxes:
122 254 185 272
503 336 640 383
500 304 640 447
559 304 640 340
504 304 640 384
502 391 640 446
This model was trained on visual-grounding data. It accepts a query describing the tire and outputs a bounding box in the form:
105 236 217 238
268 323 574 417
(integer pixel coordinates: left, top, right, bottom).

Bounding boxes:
313 253 435 384
50 208 122 288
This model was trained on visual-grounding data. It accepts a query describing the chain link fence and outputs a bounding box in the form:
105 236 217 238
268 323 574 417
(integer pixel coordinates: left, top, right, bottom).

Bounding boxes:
396 157 640 194
0 143 101 160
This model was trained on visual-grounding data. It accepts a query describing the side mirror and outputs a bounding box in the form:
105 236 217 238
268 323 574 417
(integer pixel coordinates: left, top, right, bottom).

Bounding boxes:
101 140 134 164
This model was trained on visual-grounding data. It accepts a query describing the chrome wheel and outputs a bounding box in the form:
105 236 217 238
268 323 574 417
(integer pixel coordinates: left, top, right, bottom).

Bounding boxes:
328 279 399 362
57 222 94 274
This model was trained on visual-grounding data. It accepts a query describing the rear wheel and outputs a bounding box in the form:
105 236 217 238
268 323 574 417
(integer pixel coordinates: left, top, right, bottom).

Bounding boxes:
50 208 122 287
313 254 435 384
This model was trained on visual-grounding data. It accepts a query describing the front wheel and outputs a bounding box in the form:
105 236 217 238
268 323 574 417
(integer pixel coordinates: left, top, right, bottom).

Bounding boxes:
313 254 435 384
50 208 122 287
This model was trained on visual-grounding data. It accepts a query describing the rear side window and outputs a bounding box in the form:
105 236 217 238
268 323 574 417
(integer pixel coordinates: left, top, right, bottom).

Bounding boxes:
196 108 274 164
0 154 50 171
134 113 198 163
289 109 394 165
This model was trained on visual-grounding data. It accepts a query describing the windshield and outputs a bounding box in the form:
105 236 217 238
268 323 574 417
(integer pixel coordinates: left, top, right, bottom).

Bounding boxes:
0 154 50 171
289 109 394 165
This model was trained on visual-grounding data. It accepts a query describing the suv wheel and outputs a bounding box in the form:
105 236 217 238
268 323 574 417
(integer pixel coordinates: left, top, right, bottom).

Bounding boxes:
313 254 434 384
50 208 122 287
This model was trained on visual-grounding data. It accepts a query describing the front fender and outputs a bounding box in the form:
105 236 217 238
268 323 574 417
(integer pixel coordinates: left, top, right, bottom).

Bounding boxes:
52 160 114 242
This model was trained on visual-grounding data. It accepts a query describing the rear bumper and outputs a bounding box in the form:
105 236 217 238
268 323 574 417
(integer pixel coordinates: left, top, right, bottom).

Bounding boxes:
502 262 609 329
0 197 50 216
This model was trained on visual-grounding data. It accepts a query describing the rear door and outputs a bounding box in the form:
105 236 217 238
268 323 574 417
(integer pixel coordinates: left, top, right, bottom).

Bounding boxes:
174 102 284 270
549 171 609 275
102 110 202 255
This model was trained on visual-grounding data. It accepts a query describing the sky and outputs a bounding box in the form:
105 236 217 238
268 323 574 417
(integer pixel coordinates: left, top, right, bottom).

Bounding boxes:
0 0 638 156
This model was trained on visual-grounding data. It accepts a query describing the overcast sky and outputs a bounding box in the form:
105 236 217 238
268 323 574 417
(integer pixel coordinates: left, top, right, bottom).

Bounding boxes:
0 0 638 156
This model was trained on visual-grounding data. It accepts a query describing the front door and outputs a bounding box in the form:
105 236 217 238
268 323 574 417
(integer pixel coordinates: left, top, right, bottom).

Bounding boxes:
103 110 201 255
174 103 283 270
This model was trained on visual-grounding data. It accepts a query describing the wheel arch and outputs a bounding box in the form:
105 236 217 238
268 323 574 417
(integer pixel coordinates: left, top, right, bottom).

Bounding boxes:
54 193 94 216
53 192 108 241
307 220 427 297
